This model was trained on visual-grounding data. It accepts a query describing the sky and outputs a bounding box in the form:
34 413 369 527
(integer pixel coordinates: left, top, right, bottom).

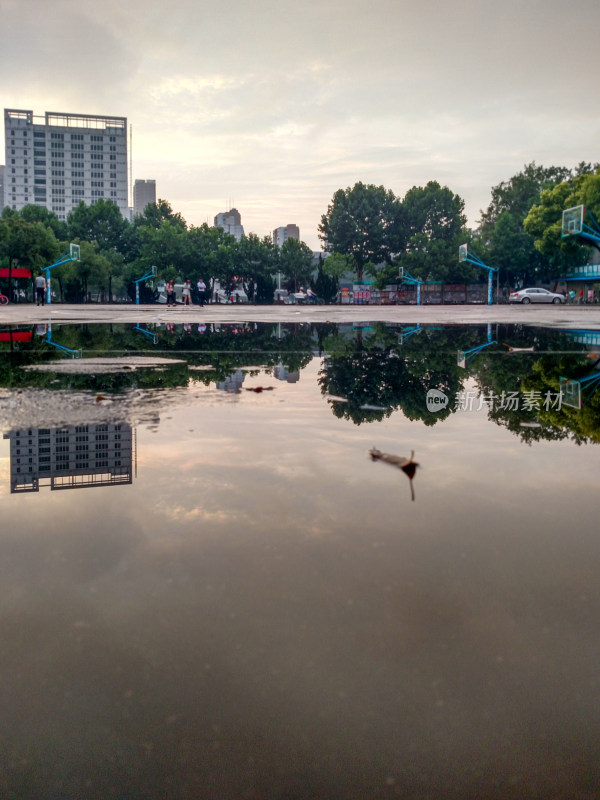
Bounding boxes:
2 0 599 249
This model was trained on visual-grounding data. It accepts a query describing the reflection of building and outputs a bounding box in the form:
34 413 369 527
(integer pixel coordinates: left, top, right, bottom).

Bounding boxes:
3 109 128 219
3 423 133 493
216 370 245 393
133 179 156 216
273 365 299 383
273 224 299 247
214 208 244 241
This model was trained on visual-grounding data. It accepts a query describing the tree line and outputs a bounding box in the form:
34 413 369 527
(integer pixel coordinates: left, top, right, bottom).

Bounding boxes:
319 162 600 289
0 200 320 303
1 161 599 302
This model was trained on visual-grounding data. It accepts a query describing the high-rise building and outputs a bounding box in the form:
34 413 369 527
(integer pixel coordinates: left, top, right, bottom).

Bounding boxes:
273 224 300 247
0 165 4 211
214 207 244 241
133 179 156 216
3 109 128 220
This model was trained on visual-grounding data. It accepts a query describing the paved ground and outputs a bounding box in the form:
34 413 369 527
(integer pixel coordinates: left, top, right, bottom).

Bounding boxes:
2 302 600 328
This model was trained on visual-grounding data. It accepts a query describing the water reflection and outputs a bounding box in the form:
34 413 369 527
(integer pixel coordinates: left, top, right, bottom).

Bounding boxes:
3 423 133 493
1 321 600 442
1 322 600 798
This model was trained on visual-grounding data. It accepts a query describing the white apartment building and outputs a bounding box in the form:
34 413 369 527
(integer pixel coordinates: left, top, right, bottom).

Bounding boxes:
273 224 300 247
3 423 133 493
214 207 244 241
134 178 156 216
3 109 129 219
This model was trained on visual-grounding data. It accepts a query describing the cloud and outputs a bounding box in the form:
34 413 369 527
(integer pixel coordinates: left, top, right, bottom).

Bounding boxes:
3 0 600 246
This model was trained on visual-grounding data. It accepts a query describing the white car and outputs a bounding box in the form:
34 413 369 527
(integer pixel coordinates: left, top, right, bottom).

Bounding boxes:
509 288 566 304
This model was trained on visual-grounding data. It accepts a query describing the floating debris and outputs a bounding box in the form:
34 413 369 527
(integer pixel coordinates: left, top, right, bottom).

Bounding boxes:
245 387 275 393
369 447 419 501
359 404 387 411
503 344 535 353
324 394 348 403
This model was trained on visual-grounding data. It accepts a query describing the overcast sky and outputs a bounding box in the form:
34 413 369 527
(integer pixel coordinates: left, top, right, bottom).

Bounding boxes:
2 0 599 248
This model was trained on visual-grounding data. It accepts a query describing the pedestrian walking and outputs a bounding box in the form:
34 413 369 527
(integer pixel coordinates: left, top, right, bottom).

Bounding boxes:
182 279 192 306
196 277 206 306
34 272 46 306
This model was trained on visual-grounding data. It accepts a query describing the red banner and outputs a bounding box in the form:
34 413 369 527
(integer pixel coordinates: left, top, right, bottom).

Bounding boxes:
0 268 32 278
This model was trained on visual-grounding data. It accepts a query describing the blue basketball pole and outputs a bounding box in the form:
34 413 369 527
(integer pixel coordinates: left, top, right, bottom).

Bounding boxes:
458 245 497 305
44 245 80 305
133 267 157 305
398 269 424 305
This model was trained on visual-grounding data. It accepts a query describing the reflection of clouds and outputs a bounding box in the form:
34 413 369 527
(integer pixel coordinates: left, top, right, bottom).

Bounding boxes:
2 362 600 796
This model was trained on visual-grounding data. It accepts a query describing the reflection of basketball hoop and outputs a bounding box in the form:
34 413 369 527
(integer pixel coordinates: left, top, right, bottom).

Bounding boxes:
559 377 582 409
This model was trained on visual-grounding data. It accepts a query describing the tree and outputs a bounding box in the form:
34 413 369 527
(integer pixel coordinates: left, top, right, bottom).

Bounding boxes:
400 181 469 283
279 237 314 292
0 215 60 298
19 204 68 241
318 182 403 280
67 198 131 256
314 254 339 302
52 240 112 302
235 233 279 303
478 162 573 234
523 171 600 273
133 199 187 232
320 252 353 293
487 210 546 286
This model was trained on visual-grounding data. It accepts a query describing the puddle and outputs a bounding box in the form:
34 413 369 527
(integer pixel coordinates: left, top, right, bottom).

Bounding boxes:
0 321 599 798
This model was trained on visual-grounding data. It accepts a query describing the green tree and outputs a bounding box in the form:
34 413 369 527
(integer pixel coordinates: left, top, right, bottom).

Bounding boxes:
67 198 131 256
0 215 60 298
235 233 279 303
314 254 339 302
478 162 574 234
133 199 187 232
487 210 545 286
318 182 403 281
523 172 600 272
19 204 68 240
279 237 314 292
400 181 469 283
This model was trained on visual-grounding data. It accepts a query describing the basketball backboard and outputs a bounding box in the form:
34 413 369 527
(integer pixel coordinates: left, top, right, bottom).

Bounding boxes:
458 244 468 262
559 377 582 409
70 243 81 261
561 206 584 238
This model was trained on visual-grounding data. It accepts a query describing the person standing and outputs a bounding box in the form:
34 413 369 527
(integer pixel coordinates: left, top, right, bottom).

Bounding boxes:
196 277 206 306
182 279 192 306
34 272 46 306
166 278 176 308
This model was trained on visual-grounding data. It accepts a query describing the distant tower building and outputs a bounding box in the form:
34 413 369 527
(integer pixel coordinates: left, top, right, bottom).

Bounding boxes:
0 165 4 211
273 224 300 247
133 179 156 216
3 108 128 220
214 207 244 241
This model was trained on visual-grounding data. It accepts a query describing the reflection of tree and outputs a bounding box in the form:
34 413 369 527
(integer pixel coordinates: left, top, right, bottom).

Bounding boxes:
319 325 477 425
0 322 317 391
523 356 600 443
474 327 600 443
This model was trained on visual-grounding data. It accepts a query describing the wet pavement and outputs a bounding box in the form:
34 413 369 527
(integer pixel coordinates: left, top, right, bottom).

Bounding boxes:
1 320 600 799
